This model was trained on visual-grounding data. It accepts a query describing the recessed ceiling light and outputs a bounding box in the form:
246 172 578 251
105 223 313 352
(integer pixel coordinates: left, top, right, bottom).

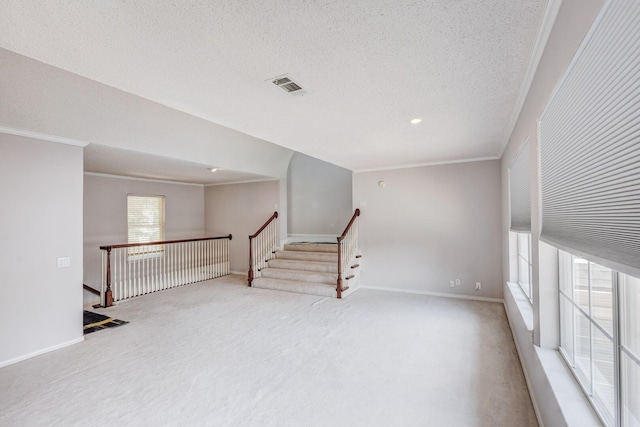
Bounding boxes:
410 118 422 124
208 168 218 173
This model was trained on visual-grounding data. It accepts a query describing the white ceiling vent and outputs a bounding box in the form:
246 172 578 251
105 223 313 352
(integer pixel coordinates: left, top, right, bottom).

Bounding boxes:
269 74 307 96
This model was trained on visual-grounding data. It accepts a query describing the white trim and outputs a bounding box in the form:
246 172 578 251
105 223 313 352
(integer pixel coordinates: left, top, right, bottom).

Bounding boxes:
84 172 204 187
230 270 246 276
500 0 563 156
204 178 278 187
353 156 500 173
360 285 503 303
0 336 85 368
503 298 545 427
0 126 90 147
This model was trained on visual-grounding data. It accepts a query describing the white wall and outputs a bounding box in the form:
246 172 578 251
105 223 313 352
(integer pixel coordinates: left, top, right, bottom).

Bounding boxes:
0 134 84 366
0 48 294 180
204 181 280 274
287 152 353 236
83 174 205 302
500 0 604 425
353 160 502 299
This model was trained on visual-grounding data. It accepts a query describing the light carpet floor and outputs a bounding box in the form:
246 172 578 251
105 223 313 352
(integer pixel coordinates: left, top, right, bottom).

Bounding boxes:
0 275 537 427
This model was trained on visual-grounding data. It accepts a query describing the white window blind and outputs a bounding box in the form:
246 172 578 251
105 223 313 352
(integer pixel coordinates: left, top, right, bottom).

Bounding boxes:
509 140 531 232
127 195 165 245
539 0 640 274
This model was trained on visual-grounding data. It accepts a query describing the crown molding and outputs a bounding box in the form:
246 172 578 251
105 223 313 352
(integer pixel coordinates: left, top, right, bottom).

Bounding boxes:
84 172 204 187
500 0 563 157
353 156 500 173
0 125 90 147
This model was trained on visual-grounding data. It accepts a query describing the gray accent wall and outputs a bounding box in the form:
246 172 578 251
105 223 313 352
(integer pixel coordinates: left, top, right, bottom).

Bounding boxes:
0 134 84 366
353 160 502 299
205 180 280 274
287 152 352 236
83 174 205 302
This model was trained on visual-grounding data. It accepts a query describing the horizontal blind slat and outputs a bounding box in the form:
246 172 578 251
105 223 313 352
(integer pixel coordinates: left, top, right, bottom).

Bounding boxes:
539 0 640 272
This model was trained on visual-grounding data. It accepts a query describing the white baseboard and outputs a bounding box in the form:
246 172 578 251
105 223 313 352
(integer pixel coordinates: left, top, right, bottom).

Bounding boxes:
0 336 85 368
230 270 247 276
360 285 503 303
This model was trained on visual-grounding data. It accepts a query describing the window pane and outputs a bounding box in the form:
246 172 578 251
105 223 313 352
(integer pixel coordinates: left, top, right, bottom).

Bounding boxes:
518 256 531 299
590 263 613 336
575 310 592 389
559 250 572 296
592 327 614 424
622 352 640 427
573 256 590 313
517 233 530 262
621 273 640 360
560 295 574 363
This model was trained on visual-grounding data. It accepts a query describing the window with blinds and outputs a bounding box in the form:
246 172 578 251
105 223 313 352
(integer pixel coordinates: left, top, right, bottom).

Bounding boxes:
540 1 640 426
127 195 165 256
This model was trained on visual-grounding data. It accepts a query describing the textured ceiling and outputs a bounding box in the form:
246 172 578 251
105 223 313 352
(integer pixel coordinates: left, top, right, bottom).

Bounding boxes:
0 0 547 172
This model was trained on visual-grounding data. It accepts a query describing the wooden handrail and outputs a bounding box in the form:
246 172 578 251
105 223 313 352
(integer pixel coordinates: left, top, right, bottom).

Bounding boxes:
248 212 278 286
337 208 360 242
336 208 361 298
100 234 233 307
250 212 278 239
100 234 232 250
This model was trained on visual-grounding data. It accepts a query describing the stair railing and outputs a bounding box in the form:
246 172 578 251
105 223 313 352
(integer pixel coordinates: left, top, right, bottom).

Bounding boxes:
337 208 361 298
248 211 279 286
99 234 232 307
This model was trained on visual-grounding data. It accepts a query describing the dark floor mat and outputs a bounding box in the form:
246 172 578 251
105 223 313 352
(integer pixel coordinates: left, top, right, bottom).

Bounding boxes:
83 310 128 334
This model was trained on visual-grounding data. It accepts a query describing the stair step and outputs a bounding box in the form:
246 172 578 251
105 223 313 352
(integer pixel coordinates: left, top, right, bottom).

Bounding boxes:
275 250 338 263
260 268 336 285
351 264 360 269
267 258 337 273
284 243 338 253
252 277 336 298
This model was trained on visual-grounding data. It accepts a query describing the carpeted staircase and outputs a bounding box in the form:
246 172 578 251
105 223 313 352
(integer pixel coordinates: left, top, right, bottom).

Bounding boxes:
251 243 361 298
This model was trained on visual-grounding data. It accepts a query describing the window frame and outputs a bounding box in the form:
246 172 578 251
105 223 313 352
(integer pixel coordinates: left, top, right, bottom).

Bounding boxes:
558 249 640 427
516 232 533 303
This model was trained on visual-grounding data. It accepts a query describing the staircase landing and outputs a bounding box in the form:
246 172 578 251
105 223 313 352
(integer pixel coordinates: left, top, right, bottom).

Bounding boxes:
252 243 361 298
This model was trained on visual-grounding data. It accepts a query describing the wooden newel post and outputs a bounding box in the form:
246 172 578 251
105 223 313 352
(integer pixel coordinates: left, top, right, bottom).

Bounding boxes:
105 247 113 307
336 237 343 299
248 236 254 287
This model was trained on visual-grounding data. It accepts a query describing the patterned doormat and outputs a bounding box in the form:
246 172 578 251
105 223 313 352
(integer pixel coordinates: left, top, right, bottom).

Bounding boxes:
83 310 128 334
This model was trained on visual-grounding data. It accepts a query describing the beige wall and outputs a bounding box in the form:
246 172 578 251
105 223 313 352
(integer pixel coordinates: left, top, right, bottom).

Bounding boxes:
0 134 84 366
83 174 205 300
205 180 280 274
353 160 502 299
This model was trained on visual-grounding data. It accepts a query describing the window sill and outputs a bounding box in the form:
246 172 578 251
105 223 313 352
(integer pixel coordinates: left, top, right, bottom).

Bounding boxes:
504 282 601 427
506 281 534 334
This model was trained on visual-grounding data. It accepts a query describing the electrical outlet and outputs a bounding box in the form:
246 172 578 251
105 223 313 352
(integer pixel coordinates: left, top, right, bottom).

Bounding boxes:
476 282 481 291
57 257 70 268
449 280 455 288
455 279 461 286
